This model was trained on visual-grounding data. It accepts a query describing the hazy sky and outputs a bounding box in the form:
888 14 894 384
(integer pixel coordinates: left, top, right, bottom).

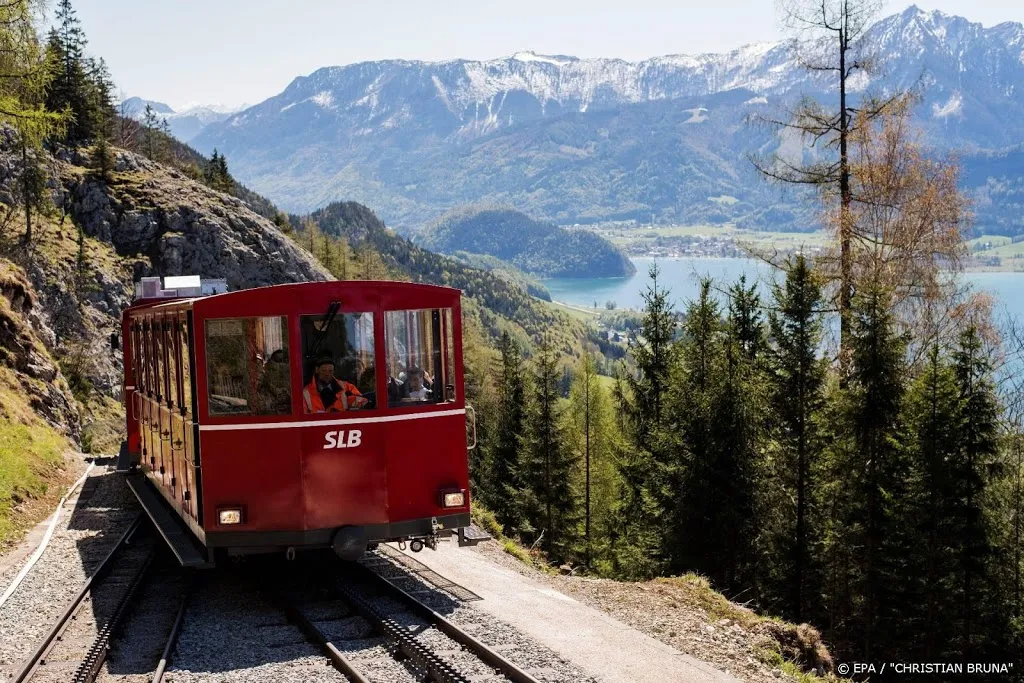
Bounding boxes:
68 0 1022 110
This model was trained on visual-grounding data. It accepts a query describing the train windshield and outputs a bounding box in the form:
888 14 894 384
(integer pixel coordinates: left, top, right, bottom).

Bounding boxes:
300 313 376 413
385 309 455 408
205 316 292 416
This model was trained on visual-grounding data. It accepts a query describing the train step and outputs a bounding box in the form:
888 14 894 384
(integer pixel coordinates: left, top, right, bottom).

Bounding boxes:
457 524 491 546
125 474 214 568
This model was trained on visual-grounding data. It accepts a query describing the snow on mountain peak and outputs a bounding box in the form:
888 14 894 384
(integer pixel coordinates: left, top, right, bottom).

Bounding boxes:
512 51 572 66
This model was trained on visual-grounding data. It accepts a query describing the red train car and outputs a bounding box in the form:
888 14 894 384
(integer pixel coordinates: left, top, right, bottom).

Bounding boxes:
120 280 479 566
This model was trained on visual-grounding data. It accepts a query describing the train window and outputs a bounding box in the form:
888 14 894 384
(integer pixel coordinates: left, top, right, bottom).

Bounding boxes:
179 320 192 417
152 321 163 402
164 320 178 409
132 323 143 395
205 316 291 416
141 322 152 397
385 309 455 408
300 312 376 413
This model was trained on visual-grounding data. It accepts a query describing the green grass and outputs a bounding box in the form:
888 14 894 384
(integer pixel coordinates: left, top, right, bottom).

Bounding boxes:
656 573 762 627
968 234 1013 250
595 224 831 250
549 301 599 321
979 241 1024 258
0 417 67 545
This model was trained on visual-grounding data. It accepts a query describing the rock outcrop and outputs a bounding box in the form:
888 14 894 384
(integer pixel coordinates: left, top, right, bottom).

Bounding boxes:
64 149 330 289
0 261 80 440
0 135 331 447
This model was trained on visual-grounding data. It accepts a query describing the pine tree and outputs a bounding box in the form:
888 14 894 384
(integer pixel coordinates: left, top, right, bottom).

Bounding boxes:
521 337 578 561
45 0 97 143
613 263 676 576
214 152 232 192
952 325 1002 659
766 255 827 621
142 103 159 159
712 276 766 590
673 279 725 576
827 282 908 660
159 117 173 161
94 134 113 182
87 56 115 140
566 354 618 570
903 343 962 659
488 332 526 533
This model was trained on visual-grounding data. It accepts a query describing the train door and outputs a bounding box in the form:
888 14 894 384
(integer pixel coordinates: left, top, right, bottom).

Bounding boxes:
171 312 198 522
381 307 462 520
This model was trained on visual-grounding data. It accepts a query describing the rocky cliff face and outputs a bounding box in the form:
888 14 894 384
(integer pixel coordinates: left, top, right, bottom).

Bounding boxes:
65 149 329 289
0 261 80 441
0 136 330 446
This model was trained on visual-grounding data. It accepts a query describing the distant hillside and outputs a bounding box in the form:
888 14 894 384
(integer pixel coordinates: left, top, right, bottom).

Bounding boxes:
419 208 636 278
301 202 597 355
448 252 551 301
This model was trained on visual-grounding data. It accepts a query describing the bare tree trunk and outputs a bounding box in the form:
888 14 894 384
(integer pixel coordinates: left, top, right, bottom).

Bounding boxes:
838 7 853 375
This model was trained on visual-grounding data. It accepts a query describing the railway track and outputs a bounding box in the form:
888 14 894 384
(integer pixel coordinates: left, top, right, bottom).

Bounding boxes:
275 554 542 683
10 514 192 683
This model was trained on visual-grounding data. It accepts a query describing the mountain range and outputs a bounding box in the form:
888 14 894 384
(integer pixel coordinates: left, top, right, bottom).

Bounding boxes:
175 6 1024 235
121 97 247 143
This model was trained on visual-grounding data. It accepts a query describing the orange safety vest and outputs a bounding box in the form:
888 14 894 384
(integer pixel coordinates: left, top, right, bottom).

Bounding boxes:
303 379 368 413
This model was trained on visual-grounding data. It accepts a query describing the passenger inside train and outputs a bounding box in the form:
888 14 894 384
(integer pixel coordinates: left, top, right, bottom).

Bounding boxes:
404 367 431 401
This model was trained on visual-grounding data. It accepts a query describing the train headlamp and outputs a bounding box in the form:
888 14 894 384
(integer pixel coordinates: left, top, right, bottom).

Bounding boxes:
441 490 466 508
217 507 243 525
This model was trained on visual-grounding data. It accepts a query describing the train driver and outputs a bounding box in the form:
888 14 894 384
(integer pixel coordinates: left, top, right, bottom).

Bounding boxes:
303 354 369 413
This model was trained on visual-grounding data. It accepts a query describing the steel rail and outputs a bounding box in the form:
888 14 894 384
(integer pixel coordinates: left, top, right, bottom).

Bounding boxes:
151 577 196 683
11 513 147 683
274 590 374 683
72 548 155 683
335 584 472 683
354 558 543 683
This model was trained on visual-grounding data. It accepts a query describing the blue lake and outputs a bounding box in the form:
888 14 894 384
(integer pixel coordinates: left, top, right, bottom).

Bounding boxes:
541 257 1024 324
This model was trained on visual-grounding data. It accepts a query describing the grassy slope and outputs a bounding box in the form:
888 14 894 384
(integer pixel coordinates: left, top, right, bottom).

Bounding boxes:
0 372 69 547
0 260 74 547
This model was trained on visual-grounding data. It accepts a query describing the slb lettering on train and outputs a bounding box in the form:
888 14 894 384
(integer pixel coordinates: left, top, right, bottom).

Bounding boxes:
324 430 362 449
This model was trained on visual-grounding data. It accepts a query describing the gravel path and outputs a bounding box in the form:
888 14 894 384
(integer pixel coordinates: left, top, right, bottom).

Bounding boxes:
0 465 139 679
469 541 798 683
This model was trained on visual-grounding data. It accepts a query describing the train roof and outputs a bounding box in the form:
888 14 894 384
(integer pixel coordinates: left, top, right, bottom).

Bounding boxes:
125 280 462 317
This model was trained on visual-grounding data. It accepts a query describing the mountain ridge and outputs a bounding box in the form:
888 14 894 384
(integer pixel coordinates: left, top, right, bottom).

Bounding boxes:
189 7 1024 234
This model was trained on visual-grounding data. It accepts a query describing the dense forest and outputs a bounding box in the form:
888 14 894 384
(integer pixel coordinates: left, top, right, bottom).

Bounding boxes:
419 207 636 278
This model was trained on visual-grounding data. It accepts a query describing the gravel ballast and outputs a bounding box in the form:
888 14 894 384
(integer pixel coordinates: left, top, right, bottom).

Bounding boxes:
0 465 139 678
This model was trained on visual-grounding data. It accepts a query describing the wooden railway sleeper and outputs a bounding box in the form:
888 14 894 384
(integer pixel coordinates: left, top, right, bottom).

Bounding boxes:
337 584 472 683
